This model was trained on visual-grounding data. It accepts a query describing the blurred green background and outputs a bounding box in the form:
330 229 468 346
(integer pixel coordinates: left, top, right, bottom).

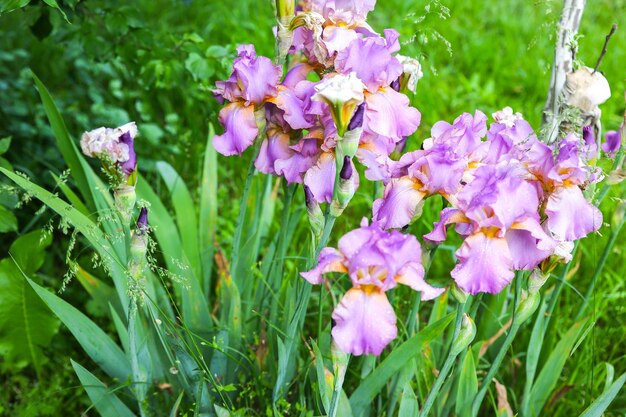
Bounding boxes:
1 0 624 415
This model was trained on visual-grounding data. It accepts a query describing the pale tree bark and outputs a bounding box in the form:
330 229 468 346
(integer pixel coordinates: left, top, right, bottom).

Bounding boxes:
542 0 586 143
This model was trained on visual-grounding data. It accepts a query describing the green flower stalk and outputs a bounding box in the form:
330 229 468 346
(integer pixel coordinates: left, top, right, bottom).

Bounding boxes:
274 0 295 63
114 184 137 225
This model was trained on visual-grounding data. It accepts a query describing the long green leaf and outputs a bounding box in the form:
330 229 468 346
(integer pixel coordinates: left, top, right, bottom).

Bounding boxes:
349 313 454 416
398 384 419 417
50 172 90 217
456 350 478 417
526 319 589 416
156 161 201 280
27 277 130 381
578 372 626 417
32 72 92 207
71 360 136 417
199 125 218 293
32 73 126 261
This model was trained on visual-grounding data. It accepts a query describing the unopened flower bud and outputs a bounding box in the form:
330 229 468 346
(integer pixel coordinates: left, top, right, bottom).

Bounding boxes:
304 185 324 238
528 269 549 294
514 290 540 324
390 78 401 92
130 208 149 277
450 282 468 304
330 157 356 217
395 54 423 94
339 156 352 180
312 72 365 137
450 314 476 356
114 184 137 223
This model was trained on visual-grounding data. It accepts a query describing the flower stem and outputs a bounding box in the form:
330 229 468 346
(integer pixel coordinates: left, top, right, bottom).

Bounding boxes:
230 144 260 278
471 277 523 417
418 301 466 417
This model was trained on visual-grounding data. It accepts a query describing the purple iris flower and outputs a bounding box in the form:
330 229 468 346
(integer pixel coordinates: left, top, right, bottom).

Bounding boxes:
212 45 282 156
424 165 556 294
301 218 443 355
335 29 402 91
602 129 622 157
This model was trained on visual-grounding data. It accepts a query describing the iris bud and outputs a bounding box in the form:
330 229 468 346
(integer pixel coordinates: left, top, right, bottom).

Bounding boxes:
115 184 137 224
304 185 324 238
330 156 356 217
450 314 476 356
515 290 540 324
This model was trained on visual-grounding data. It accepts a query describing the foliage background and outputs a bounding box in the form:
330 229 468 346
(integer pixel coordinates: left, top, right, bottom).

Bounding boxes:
0 0 625 415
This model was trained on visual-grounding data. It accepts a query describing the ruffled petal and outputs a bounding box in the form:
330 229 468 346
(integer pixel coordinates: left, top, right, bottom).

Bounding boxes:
451 232 514 294
372 177 426 229
300 247 346 284
331 287 397 356
545 186 603 241
304 152 337 204
254 129 293 175
212 102 258 156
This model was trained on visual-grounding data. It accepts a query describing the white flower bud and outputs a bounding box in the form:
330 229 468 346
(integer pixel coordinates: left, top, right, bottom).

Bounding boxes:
312 72 365 136
395 54 423 93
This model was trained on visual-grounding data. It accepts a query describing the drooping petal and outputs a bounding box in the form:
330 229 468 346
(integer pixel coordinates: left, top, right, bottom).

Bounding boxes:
423 208 468 243
545 186 603 241
254 129 293 175
506 218 555 269
275 138 321 183
372 177 426 229
304 152 337 203
300 247 346 284
451 232 514 294
212 102 259 156
396 264 444 300
331 287 397 356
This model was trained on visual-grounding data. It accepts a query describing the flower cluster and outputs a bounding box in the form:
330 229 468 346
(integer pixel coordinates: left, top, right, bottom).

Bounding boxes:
212 0 423 211
212 0 610 356
373 109 603 294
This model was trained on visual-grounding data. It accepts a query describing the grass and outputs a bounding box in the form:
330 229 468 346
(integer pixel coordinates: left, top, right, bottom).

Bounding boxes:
1 0 625 415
